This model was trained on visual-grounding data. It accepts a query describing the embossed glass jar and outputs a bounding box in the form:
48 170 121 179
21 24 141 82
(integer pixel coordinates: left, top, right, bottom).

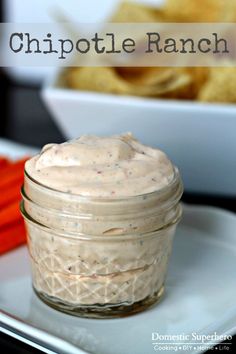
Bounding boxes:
21 167 183 318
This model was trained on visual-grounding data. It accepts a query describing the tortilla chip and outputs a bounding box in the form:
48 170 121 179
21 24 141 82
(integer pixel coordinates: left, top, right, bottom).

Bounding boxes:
128 69 193 99
115 67 150 79
221 0 236 23
116 67 170 84
111 1 164 23
118 67 206 99
181 67 210 98
198 67 236 103
164 0 226 22
67 67 130 94
67 66 192 99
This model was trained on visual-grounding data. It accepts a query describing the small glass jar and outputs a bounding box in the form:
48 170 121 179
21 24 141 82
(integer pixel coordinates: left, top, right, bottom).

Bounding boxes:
21 167 183 318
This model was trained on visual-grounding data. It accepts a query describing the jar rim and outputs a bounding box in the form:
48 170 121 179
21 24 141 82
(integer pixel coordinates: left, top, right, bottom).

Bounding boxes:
20 201 182 241
24 165 182 202
21 185 180 219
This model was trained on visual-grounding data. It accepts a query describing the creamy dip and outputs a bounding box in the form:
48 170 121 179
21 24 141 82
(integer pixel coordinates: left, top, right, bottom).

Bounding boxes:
25 133 174 197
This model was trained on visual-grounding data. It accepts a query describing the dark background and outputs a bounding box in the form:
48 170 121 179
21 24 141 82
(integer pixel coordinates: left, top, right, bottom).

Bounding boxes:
0 1 235 353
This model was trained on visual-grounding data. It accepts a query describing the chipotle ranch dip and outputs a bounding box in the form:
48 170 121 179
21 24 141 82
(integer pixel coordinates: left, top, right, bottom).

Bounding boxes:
25 133 174 197
22 133 183 318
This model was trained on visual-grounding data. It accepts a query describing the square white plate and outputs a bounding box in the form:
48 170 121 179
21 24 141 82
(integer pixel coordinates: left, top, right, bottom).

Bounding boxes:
0 139 235 353
0 204 236 354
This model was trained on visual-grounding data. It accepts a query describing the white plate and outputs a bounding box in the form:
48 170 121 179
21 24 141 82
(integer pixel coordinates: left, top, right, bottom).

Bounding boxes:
1 205 236 354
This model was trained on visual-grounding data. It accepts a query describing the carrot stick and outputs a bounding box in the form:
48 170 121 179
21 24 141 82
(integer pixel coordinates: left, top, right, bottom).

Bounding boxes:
0 157 28 189
0 157 27 173
0 220 26 255
0 200 22 229
0 157 9 169
0 180 23 209
0 156 30 254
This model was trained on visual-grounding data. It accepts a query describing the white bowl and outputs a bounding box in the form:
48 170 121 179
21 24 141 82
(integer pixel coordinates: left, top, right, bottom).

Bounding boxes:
42 70 236 197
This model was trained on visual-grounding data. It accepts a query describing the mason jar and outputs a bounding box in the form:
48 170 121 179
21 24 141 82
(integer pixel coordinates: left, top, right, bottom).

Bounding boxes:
21 166 183 318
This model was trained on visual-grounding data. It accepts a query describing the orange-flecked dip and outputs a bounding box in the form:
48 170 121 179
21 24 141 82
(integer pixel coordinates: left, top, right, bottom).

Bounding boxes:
21 133 183 318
